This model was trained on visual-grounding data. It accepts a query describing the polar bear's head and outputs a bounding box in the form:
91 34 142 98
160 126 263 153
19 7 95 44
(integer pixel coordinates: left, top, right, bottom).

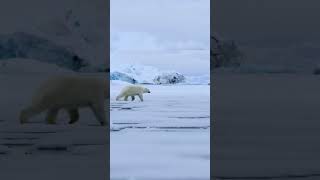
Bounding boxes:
143 88 151 93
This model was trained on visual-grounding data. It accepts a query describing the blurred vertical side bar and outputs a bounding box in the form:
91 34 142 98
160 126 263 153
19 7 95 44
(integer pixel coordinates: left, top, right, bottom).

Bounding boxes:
210 0 214 179
0 0 110 179
106 0 111 179
212 0 320 179
105 0 111 178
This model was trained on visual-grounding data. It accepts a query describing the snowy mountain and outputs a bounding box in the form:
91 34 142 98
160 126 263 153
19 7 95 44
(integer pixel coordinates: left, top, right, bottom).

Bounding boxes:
110 64 184 84
0 0 108 72
111 64 160 84
110 64 208 85
0 32 89 71
34 5 109 66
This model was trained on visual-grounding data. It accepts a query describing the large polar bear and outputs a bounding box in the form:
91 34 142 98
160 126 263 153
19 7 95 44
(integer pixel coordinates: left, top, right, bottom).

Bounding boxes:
116 85 150 102
19 75 108 126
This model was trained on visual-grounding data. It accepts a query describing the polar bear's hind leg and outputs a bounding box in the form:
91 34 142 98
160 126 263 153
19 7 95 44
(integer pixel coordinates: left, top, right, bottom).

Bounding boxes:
90 102 107 126
124 96 129 101
131 96 135 101
46 108 60 124
68 108 79 124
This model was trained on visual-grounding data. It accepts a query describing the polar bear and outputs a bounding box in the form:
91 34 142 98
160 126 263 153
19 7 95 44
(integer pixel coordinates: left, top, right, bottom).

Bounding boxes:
19 75 108 126
116 85 150 102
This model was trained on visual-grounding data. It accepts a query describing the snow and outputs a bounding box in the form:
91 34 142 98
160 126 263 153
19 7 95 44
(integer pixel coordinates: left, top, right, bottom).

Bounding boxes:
110 81 210 179
185 74 210 85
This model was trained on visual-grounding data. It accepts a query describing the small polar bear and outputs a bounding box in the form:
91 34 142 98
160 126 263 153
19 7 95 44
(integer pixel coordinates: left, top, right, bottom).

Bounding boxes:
116 85 150 102
19 75 108 126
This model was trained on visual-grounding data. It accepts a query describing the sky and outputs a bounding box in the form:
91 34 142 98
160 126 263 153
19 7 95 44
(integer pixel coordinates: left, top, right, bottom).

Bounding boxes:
213 0 320 69
110 0 210 76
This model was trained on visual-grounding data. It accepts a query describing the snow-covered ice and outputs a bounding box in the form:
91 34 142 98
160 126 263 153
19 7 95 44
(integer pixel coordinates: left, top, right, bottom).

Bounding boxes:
110 81 210 180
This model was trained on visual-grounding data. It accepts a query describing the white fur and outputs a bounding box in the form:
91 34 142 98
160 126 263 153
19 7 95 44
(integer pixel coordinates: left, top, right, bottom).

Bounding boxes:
20 75 108 126
116 85 150 102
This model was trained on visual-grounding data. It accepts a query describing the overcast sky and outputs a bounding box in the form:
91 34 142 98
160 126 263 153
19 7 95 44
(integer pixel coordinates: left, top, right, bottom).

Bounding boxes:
111 0 210 76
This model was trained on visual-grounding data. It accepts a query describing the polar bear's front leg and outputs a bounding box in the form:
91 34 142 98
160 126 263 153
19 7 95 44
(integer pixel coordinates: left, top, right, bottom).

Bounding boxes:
124 96 129 101
46 108 59 124
131 96 135 101
68 108 79 124
90 102 107 126
138 93 144 102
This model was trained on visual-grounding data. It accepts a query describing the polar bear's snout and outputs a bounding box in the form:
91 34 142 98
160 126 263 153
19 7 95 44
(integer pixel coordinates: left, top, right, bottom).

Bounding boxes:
144 88 151 93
